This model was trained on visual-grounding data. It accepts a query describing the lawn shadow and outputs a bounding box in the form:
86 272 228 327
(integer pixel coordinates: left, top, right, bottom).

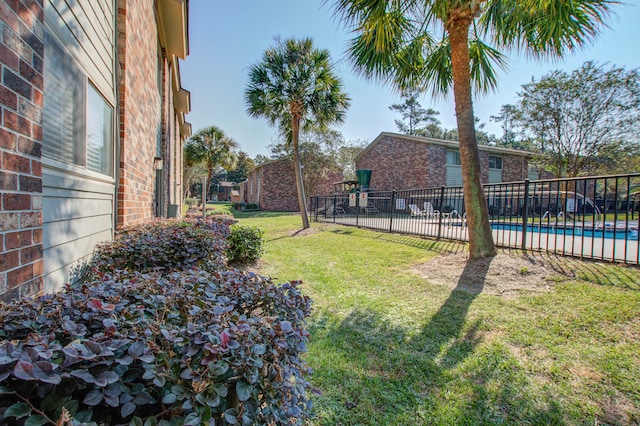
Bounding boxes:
327 228 466 254
520 250 640 290
232 211 298 219
308 255 564 424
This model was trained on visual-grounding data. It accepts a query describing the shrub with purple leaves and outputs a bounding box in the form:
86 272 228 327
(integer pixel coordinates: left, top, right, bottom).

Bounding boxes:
88 217 234 277
0 267 312 425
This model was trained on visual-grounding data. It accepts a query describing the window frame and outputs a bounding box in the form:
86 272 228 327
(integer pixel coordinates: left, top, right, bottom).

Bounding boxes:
488 155 503 170
42 27 116 181
447 150 461 166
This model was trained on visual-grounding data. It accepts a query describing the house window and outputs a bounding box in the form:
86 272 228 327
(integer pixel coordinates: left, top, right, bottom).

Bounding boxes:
447 150 461 165
446 150 462 186
43 30 114 178
489 155 503 170
86 84 113 176
488 155 503 184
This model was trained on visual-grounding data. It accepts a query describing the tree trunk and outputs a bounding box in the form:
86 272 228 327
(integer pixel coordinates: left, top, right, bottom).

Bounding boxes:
292 115 310 229
447 12 496 259
206 165 214 202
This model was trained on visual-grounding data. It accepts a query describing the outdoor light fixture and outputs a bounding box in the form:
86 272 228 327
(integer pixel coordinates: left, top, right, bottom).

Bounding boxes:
154 156 163 170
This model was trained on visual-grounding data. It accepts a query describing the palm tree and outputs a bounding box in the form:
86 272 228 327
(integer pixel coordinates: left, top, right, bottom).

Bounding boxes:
186 126 239 201
245 37 351 229
332 0 617 259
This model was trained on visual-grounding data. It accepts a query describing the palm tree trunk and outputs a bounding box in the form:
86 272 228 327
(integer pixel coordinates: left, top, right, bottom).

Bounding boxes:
206 166 214 203
292 115 310 229
447 12 496 259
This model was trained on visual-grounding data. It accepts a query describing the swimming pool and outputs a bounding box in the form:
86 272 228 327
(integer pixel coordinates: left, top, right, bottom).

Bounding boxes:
491 222 639 241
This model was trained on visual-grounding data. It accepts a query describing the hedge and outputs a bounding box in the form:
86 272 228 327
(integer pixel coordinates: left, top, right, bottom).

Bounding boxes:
0 218 312 426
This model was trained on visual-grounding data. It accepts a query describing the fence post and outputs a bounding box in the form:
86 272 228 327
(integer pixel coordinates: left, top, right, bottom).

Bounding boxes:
521 179 530 251
312 197 316 222
437 185 445 239
355 191 360 227
332 194 337 223
389 191 396 233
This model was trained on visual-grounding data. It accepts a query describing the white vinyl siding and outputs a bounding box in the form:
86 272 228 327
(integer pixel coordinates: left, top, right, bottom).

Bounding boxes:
42 171 114 293
43 0 116 291
446 150 462 186
45 0 115 102
488 155 503 184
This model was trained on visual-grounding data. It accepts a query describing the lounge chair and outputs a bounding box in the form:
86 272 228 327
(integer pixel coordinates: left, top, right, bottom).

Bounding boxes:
423 202 440 219
409 204 427 217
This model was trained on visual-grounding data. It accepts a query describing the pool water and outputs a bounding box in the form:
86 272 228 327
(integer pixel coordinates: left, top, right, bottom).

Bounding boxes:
491 222 639 241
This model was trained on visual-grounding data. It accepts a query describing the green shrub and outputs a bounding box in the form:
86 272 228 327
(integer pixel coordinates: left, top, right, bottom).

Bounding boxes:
0 268 312 425
206 209 228 217
227 224 265 264
184 198 198 207
231 202 245 210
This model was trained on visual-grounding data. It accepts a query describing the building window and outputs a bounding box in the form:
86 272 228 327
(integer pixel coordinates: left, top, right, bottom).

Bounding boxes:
86 84 113 176
489 155 503 170
43 30 114 178
447 150 461 165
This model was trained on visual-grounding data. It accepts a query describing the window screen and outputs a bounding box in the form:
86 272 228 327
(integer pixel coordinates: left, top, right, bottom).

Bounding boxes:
43 31 85 167
87 84 113 176
43 30 114 178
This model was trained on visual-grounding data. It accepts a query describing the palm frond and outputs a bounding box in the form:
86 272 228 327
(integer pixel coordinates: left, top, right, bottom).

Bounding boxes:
245 37 351 142
483 0 619 58
469 37 509 93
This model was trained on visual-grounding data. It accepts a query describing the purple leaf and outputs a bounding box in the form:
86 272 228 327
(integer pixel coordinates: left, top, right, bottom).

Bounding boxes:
128 342 146 358
280 321 293 334
83 389 103 406
94 371 119 387
62 320 77 332
120 402 136 418
71 369 96 384
13 361 36 381
104 393 119 407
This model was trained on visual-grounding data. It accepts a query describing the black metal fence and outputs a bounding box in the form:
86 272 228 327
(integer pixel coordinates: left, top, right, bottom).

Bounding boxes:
310 173 640 264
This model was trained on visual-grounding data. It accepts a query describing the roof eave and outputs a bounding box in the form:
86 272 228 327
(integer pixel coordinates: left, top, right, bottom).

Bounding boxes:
355 132 536 163
158 0 189 60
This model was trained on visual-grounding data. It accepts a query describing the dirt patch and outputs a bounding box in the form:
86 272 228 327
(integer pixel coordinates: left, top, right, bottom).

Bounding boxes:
412 252 561 296
289 228 319 237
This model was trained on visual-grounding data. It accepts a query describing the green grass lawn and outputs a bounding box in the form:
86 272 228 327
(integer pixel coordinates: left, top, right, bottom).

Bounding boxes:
220 204 639 425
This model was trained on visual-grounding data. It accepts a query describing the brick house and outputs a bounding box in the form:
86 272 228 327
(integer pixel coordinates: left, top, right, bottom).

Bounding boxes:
0 0 191 300
241 157 342 211
355 132 537 191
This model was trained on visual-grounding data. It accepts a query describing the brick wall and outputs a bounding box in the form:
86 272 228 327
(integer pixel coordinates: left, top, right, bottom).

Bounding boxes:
503 153 528 182
479 150 490 183
357 135 431 190
260 159 298 211
246 158 342 211
0 0 44 300
425 144 447 187
116 0 162 227
356 134 531 191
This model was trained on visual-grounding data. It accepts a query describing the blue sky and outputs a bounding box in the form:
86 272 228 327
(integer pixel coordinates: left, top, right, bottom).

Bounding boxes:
180 1 640 158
